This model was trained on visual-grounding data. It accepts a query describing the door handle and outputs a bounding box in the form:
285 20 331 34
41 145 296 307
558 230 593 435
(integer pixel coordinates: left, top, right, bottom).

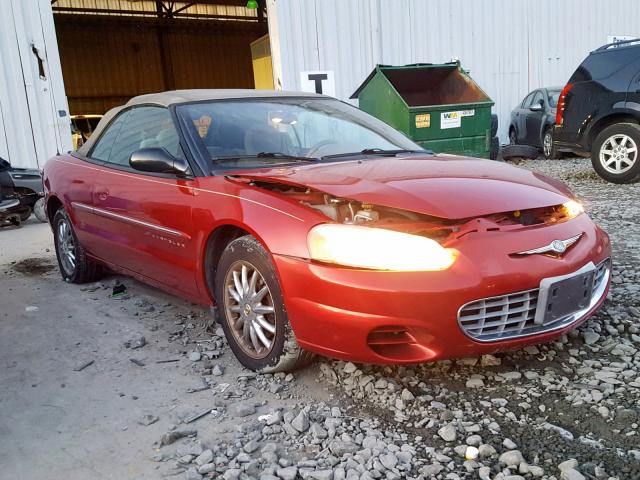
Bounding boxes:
97 190 109 201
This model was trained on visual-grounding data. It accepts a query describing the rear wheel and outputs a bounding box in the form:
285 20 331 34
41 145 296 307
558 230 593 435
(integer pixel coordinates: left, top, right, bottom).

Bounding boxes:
509 128 517 145
215 235 313 372
53 208 101 283
591 123 640 183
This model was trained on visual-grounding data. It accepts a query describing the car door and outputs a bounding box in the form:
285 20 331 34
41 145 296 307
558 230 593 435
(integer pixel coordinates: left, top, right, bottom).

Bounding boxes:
87 106 199 297
524 90 545 146
64 112 129 255
627 67 640 109
514 92 534 142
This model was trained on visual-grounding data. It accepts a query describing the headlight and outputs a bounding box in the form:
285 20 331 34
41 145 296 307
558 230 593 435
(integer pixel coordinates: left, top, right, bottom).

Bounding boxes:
307 224 457 271
562 200 584 218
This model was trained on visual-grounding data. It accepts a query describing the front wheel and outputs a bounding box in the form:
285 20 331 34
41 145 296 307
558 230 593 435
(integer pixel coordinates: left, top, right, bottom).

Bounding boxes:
214 235 313 372
53 208 101 283
591 123 640 183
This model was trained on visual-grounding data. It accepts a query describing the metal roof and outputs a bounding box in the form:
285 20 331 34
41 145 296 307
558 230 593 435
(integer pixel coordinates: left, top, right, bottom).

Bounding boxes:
126 89 327 106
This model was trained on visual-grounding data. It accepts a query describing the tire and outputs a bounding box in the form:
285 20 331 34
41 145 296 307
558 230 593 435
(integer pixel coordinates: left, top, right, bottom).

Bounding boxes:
214 235 314 372
19 207 32 222
3 214 21 227
542 128 559 159
34 197 47 223
490 114 499 138
591 122 640 183
53 208 101 283
489 136 499 160
501 144 539 161
509 127 517 145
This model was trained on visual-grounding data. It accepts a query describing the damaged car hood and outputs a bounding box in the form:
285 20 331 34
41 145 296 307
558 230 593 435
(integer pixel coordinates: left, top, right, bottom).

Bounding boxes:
229 155 574 219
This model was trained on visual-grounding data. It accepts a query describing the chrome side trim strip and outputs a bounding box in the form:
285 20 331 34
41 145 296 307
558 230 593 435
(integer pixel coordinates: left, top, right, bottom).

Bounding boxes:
57 159 304 222
72 202 191 240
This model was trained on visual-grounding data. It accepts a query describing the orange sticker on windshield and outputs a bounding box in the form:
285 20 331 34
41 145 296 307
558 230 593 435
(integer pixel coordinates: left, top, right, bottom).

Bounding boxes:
193 115 212 138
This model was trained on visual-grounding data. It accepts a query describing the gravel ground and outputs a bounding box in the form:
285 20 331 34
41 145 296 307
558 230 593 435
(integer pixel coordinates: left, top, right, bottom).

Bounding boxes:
1 157 638 480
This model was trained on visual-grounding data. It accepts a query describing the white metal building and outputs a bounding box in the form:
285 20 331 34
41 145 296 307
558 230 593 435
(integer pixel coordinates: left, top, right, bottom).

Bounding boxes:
267 0 640 142
0 0 71 169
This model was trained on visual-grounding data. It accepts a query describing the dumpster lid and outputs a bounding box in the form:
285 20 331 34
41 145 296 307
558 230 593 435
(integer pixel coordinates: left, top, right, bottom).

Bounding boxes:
349 63 451 99
350 62 492 108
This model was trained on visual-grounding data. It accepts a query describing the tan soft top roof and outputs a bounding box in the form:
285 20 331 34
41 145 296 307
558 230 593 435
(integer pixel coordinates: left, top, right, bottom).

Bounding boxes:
126 89 327 107
77 89 328 156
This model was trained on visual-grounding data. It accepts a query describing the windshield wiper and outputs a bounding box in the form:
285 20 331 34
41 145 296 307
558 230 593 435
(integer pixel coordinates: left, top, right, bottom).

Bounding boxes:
214 152 318 163
321 148 430 160
256 152 319 161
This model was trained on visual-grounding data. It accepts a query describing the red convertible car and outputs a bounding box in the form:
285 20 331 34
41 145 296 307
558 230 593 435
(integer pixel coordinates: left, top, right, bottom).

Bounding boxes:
43 90 611 372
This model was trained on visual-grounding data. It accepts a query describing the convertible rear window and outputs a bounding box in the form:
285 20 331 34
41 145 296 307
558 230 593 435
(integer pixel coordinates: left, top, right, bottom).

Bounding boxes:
177 98 421 169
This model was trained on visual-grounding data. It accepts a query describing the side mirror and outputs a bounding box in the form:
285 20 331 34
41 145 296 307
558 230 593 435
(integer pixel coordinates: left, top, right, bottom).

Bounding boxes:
129 148 190 176
529 100 544 112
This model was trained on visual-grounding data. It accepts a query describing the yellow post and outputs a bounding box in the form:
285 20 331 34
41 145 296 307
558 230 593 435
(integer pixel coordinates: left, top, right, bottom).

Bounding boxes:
250 34 274 90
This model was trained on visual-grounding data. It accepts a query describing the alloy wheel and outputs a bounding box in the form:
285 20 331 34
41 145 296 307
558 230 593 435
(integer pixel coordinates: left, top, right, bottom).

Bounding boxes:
599 134 637 174
509 130 517 145
543 132 553 157
223 260 277 359
57 218 76 275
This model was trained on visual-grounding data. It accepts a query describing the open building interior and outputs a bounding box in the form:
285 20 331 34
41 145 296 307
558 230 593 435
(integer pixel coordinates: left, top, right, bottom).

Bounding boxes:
51 0 270 115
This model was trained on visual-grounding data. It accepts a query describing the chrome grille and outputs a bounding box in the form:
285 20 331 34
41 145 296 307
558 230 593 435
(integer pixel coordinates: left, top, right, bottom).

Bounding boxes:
458 259 610 342
593 258 609 292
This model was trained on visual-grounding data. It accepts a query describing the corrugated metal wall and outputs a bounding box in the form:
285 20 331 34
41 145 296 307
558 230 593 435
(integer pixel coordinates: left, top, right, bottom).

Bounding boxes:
55 15 267 114
0 0 72 168
269 0 640 142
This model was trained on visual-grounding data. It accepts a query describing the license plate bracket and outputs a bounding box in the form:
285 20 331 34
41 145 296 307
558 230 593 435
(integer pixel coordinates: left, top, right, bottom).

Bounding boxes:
535 263 596 325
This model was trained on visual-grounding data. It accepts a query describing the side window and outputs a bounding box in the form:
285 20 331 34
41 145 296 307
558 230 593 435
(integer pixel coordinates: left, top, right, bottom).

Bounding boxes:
107 107 183 167
530 91 544 107
90 111 130 162
521 93 535 108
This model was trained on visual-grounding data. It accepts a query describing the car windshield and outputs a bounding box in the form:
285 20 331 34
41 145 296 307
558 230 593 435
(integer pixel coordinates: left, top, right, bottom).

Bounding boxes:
176 98 422 169
547 90 561 108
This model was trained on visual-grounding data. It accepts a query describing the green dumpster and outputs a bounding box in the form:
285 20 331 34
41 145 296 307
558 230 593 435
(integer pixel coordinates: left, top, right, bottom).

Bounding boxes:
350 62 495 158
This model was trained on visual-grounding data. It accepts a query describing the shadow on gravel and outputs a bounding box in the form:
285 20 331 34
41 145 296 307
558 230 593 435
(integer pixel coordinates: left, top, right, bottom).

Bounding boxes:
11 257 56 276
565 169 601 181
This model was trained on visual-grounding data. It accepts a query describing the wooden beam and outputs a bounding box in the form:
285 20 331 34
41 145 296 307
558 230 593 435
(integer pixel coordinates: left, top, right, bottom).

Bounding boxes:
173 2 196 15
51 6 262 21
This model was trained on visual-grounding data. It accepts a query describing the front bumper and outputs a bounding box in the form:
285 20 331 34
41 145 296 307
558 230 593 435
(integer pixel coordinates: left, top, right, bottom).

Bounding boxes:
274 214 611 364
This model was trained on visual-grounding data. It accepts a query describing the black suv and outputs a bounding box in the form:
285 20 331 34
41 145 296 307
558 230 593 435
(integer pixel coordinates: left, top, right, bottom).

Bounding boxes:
553 39 640 183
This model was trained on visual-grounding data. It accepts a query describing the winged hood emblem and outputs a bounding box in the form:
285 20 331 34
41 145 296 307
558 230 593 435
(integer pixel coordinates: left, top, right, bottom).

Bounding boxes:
515 233 582 256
